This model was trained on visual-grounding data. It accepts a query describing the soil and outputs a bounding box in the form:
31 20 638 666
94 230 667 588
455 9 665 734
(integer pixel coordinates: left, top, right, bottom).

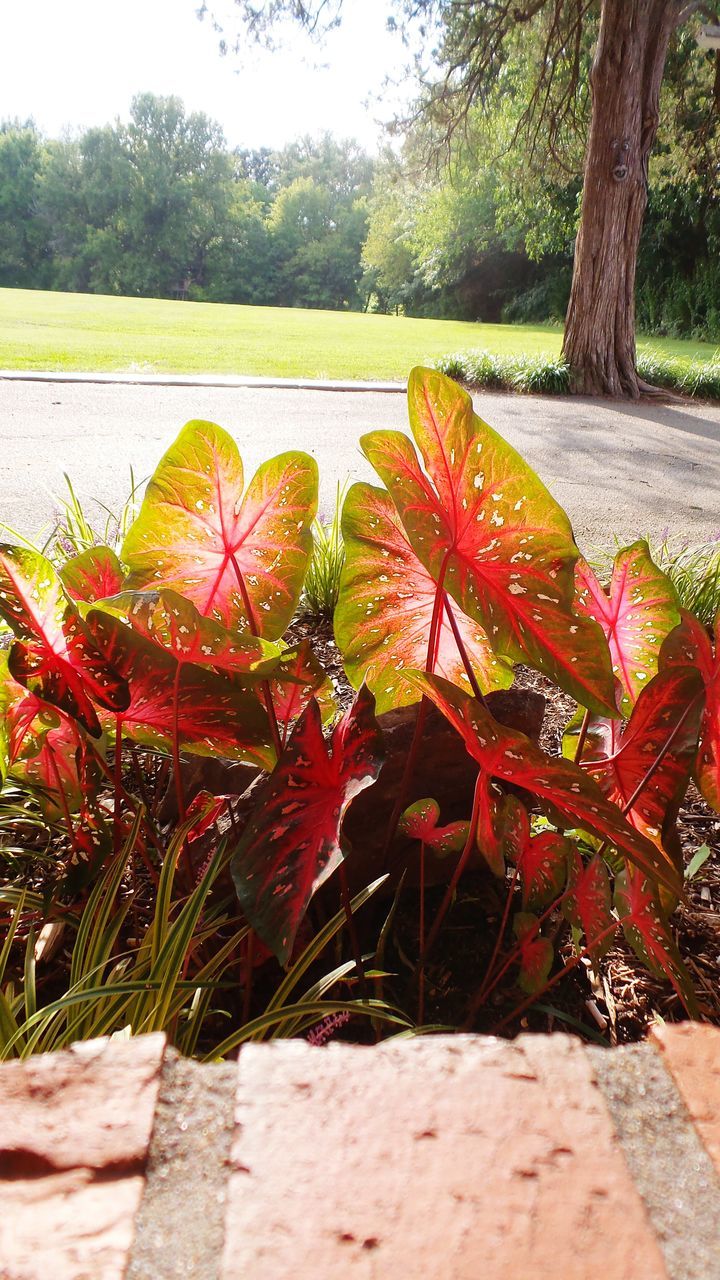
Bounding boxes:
2 615 719 1052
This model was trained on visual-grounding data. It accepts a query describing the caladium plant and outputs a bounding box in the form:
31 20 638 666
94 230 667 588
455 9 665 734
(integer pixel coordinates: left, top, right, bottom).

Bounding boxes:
574 542 680 713
660 608 720 812
0 544 129 736
230 686 384 964
409 672 684 896
348 367 616 714
121 419 318 640
336 481 513 712
566 665 704 869
398 797 470 856
0 372 709 1045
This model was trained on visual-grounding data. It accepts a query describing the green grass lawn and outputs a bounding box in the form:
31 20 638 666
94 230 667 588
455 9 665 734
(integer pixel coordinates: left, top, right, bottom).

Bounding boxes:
0 287 717 380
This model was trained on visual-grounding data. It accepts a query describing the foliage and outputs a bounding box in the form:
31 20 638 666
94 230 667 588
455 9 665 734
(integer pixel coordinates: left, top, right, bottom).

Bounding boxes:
0 365 716 1055
434 347 720 402
301 490 346 619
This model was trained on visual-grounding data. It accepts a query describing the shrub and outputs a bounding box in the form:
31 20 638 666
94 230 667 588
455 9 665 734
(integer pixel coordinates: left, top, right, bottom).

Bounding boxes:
0 367 716 1055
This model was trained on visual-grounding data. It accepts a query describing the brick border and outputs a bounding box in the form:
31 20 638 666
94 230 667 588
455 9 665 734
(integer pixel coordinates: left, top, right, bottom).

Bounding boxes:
1 1026 719 1279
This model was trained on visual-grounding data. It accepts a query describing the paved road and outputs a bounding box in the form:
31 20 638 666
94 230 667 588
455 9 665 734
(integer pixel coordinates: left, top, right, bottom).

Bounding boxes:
1 378 718 551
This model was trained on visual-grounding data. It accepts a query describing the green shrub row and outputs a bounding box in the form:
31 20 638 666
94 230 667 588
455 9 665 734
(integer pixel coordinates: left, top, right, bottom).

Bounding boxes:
434 348 720 401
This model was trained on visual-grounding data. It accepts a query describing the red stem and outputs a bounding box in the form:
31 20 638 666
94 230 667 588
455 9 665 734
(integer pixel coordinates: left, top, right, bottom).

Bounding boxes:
172 664 187 823
419 770 484 969
381 573 448 865
418 841 426 1025
443 592 488 706
46 752 82 864
574 708 590 763
229 552 283 759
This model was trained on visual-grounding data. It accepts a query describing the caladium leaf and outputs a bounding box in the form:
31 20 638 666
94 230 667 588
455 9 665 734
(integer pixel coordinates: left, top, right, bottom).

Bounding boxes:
230 686 384 964
661 610 720 812
361 367 615 714
186 790 227 843
99 589 278 675
572 666 704 870
615 865 698 1016
574 543 679 712
564 853 615 966
476 781 528 877
409 672 683 896
398 797 470 856
0 545 129 735
86 609 274 769
513 912 553 994
268 639 336 735
517 830 573 911
335 482 513 713
60 546 124 604
121 420 318 639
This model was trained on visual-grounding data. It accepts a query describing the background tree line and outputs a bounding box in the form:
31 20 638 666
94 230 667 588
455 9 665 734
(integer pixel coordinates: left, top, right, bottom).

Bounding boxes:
1 72 718 341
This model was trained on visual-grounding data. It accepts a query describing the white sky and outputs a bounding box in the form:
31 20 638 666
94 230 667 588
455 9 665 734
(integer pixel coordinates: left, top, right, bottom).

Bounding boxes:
0 0 412 151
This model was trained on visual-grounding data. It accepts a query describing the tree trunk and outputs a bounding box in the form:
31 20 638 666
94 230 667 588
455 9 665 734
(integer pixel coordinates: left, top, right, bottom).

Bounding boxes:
562 0 680 398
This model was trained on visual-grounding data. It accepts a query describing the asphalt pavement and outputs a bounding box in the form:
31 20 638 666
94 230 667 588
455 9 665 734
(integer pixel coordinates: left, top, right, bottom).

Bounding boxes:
1 375 718 552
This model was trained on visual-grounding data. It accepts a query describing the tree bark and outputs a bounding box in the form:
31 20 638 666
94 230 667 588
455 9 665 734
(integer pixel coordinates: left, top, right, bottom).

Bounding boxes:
562 0 681 398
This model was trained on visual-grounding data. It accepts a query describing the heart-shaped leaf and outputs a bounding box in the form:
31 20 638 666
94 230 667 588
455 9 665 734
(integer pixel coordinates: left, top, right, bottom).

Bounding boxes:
361 367 615 714
574 543 679 712
615 865 698 1015
409 672 682 896
335 481 513 713
268 639 336 736
513 912 553 994
0 545 129 736
121 420 318 639
230 685 384 964
398 797 470 856
571 666 704 870
60 546 124 603
517 830 573 911
661 609 720 812
86 609 274 769
476 782 528 877
563 853 615 966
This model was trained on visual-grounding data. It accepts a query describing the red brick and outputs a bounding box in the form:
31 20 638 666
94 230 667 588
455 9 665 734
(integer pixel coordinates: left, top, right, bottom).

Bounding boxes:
0 1033 166 1280
221 1035 667 1280
650 1021 720 1172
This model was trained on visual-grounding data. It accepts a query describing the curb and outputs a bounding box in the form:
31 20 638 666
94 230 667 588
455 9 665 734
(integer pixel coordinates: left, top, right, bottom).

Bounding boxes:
0 369 407 394
2 1026 719 1279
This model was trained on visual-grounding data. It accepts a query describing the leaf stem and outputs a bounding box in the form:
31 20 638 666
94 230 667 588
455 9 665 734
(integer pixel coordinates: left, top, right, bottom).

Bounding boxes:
339 862 368 1001
418 770 483 971
443 591 487 707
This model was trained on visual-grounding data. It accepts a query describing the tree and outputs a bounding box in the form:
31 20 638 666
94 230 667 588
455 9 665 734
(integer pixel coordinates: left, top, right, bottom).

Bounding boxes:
206 0 720 397
0 121 50 288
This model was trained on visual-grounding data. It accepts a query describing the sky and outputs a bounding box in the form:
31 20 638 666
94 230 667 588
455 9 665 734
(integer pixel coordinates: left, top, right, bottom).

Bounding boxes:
0 0 412 152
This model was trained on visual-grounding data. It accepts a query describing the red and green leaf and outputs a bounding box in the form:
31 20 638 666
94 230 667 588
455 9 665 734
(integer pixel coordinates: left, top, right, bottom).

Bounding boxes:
513 912 553 994
517 830 572 911
398 797 470 856
571 666 704 869
574 542 679 712
335 481 513 713
360 367 615 714
476 780 528 877
661 609 720 812
268 639 336 736
60 546 124 604
101 588 278 675
86 609 274 769
564 853 615 966
121 419 318 639
409 672 683 896
615 865 698 1016
230 686 384 964
0 545 129 735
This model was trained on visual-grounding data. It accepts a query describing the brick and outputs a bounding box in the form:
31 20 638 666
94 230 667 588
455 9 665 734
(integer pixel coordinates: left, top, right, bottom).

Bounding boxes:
0 1033 166 1280
221 1035 668 1280
650 1022 720 1172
